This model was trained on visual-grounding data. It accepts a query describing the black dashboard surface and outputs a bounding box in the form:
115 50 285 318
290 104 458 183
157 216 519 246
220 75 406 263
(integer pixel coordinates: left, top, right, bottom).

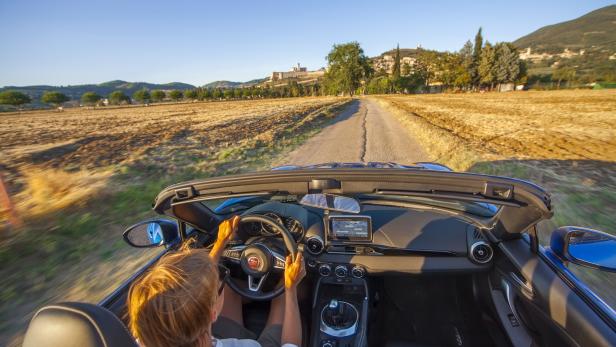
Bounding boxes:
358 205 470 255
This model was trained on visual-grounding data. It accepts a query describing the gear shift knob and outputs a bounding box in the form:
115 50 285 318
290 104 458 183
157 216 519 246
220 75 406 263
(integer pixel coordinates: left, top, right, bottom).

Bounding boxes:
328 299 339 310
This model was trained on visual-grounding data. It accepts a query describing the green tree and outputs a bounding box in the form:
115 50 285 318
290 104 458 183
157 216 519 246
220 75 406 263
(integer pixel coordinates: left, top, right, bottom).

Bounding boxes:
414 48 437 89
81 92 101 106
553 65 577 89
41 91 69 108
151 90 166 103
401 63 411 76
392 44 401 80
169 90 183 101
366 76 392 94
459 40 474 89
108 91 130 105
471 27 483 88
224 89 235 99
133 88 151 104
212 88 223 99
479 42 497 89
197 88 211 100
323 41 371 96
289 81 300 97
0 90 31 109
184 89 198 100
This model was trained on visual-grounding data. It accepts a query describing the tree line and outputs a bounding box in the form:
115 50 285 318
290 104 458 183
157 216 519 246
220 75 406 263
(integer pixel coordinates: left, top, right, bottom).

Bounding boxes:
0 81 326 110
322 28 527 95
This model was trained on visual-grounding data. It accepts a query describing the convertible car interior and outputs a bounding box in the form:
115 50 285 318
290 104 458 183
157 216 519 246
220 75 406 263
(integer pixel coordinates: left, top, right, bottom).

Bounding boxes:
22 165 616 347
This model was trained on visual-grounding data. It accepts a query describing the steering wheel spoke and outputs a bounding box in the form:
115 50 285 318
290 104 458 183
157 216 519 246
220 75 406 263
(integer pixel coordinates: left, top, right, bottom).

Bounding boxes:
272 250 286 271
247 273 268 292
222 245 246 263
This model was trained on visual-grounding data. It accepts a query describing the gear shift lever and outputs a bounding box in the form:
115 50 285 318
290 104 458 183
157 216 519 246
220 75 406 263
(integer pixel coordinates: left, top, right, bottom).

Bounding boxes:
321 299 358 333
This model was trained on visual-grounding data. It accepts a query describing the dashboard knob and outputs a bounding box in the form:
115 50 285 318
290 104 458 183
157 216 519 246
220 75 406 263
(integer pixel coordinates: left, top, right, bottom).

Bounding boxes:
334 265 348 278
322 343 333 347
351 266 366 278
318 264 331 277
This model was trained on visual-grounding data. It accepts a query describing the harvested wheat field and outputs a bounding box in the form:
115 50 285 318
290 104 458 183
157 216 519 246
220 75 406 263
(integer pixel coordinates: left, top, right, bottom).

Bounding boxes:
376 89 616 166
0 97 350 346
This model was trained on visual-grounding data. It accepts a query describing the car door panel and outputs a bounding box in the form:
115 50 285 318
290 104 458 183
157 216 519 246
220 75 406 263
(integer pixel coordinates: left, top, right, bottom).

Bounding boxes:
495 238 616 347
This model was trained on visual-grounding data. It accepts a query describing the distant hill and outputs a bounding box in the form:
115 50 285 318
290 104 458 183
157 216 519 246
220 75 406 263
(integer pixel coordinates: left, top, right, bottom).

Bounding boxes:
0 80 196 104
202 78 268 89
514 5 616 53
375 48 422 58
514 5 616 82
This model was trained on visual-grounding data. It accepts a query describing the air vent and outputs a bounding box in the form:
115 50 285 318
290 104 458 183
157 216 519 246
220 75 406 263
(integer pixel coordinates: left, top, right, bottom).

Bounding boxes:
306 236 324 255
470 241 493 264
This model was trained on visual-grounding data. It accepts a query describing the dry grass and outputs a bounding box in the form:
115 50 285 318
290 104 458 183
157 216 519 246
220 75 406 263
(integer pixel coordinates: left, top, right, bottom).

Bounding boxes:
15 168 112 217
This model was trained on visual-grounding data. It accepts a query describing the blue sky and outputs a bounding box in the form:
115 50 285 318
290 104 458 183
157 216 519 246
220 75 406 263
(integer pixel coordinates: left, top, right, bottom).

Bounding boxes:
0 0 613 87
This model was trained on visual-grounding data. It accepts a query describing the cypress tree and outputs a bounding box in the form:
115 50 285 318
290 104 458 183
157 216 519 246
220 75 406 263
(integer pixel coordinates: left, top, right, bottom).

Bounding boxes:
471 27 483 88
392 44 401 80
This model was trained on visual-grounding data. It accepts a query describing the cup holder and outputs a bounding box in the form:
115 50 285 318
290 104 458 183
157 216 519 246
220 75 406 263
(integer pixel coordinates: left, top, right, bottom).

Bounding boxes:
319 300 359 337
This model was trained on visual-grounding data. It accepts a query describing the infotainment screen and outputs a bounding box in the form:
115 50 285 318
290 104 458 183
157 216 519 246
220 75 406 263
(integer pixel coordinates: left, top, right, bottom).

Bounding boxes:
328 215 372 242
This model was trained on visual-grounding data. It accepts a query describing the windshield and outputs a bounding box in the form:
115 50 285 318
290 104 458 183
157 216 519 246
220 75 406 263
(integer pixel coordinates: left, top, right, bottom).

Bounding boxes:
202 193 499 218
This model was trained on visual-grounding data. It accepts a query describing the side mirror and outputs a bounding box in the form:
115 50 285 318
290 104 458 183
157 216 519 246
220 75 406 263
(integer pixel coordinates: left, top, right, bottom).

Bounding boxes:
123 219 180 248
550 226 616 272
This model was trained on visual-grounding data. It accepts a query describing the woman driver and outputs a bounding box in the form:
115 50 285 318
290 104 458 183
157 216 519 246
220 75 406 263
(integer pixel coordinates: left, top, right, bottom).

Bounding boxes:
128 216 306 347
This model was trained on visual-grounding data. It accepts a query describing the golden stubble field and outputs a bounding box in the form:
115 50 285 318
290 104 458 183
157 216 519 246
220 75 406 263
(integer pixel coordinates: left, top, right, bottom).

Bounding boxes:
0 97 350 346
1 97 345 218
375 89 616 308
376 90 616 166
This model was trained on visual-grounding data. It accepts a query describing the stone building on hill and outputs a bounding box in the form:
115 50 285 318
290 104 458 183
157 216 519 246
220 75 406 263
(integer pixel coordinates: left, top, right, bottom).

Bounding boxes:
270 63 324 81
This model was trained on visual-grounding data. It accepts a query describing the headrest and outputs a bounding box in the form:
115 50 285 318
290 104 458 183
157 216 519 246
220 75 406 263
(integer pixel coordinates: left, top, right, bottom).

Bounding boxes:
22 302 138 347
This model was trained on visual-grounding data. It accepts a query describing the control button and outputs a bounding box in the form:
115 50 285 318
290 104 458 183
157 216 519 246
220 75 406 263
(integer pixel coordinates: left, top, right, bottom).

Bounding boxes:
351 266 365 278
322 342 333 347
274 258 285 268
318 264 331 277
307 259 317 268
334 265 348 278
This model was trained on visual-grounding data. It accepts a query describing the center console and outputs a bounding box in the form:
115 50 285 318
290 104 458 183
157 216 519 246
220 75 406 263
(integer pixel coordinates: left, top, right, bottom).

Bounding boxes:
310 273 368 347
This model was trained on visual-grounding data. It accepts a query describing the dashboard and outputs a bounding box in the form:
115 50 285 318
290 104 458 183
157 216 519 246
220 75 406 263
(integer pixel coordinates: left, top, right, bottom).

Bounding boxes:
239 201 494 276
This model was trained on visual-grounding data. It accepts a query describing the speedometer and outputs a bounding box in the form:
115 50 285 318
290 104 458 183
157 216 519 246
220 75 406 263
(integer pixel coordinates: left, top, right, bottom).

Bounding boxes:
261 212 284 235
285 218 305 241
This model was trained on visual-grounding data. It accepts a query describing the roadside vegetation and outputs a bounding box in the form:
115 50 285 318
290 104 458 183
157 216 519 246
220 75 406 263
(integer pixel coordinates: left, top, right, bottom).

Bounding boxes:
0 97 351 346
374 89 616 308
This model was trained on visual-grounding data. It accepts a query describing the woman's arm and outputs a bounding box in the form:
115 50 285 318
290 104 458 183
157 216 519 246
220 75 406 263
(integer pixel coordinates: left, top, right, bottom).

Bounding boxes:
281 252 306 346
209 216 239 262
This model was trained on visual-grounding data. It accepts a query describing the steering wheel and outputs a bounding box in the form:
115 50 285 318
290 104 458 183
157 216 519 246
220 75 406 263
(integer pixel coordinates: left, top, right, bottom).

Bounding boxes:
221 214 298 300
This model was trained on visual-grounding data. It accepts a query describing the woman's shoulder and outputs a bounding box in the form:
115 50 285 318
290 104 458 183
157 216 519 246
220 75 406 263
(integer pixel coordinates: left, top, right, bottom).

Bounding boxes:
213 337 262 347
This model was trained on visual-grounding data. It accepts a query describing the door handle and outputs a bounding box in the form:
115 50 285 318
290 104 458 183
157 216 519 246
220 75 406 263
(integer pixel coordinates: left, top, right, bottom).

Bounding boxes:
510 272 534 298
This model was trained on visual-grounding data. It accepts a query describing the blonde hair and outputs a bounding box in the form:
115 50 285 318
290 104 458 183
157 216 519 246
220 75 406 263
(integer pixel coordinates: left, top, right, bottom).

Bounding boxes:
128 245 219 347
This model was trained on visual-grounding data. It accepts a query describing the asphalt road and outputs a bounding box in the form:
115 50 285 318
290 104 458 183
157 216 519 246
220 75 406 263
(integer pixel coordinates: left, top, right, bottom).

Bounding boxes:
284 98 430 166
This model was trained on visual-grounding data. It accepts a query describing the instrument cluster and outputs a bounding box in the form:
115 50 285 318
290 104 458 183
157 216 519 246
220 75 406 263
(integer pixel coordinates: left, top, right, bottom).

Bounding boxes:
241 212 306 242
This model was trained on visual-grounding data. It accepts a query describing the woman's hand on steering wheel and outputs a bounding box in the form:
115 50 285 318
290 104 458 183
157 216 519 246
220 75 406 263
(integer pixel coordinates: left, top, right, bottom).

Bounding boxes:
217 215 239 244
210 215 240 262
284 252 306 291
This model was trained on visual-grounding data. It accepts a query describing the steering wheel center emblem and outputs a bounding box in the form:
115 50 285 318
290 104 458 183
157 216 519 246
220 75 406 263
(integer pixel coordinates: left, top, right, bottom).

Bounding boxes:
247 256 261 270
